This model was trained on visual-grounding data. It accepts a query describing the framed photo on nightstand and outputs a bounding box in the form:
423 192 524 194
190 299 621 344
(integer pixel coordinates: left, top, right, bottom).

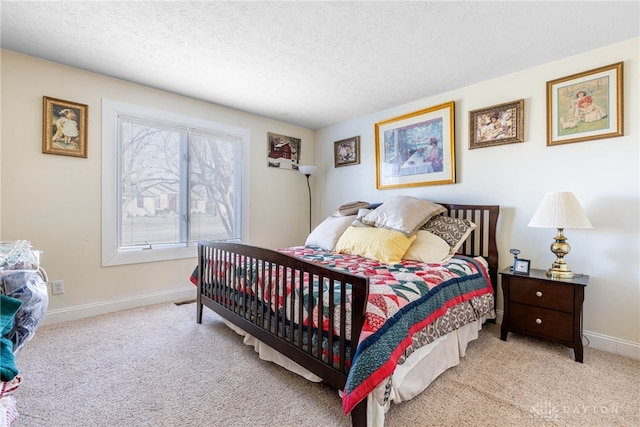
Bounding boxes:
513 258 531 275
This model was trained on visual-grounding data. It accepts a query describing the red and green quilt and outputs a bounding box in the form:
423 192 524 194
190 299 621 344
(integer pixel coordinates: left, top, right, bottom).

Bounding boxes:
192 246 493 415
277 246 493 415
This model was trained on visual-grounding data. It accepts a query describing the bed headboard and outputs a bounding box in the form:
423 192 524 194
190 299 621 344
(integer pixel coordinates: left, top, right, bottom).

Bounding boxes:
438 203 500 290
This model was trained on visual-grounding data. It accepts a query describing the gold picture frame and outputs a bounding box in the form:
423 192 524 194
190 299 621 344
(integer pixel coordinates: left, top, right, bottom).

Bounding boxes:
334 136 360 167
469 99 524 149
546 62 623 146
375 101 455 189
43 96 88 158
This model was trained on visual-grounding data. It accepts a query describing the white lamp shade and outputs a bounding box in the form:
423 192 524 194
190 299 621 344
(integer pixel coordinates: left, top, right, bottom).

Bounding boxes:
298 165 316 176
528 192 592 229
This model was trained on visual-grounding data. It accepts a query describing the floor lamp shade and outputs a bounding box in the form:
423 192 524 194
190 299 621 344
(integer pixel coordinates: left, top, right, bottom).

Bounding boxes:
298 165 316 176
528 192 592 279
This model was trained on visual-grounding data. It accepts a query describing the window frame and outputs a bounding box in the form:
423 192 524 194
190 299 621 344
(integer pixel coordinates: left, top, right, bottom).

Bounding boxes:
102 98 250 266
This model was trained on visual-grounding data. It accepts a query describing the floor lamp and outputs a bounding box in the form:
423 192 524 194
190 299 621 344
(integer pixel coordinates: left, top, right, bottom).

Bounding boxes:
298 165 316 233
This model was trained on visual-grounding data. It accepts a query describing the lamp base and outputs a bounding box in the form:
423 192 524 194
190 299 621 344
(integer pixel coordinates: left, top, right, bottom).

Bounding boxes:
547 228 575 279
547 269 575 280
546 262 575 279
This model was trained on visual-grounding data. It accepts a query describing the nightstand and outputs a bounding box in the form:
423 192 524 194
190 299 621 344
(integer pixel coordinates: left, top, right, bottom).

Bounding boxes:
500 267 588 362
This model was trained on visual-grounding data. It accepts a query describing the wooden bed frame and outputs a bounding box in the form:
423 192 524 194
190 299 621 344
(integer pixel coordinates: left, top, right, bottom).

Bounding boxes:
196 203 499 427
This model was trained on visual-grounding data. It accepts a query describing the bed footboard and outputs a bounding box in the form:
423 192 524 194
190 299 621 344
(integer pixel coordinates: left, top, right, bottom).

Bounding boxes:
196 241 369 395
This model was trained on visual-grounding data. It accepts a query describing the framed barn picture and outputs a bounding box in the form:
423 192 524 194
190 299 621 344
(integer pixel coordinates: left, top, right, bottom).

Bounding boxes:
267 132 301 170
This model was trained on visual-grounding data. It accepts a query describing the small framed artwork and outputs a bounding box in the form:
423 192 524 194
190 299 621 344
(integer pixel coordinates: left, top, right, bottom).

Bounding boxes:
546 62 623 146
374 101 455 189
513 258 531 275
43 96 88 158
469 99 524 149
267 132 301 170
334 136 360 168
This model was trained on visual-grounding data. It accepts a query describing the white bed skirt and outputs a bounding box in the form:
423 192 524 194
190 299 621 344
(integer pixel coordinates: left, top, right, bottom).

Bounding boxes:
222 313 492 427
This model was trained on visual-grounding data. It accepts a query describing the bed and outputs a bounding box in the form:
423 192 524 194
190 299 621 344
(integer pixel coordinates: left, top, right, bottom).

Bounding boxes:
195 197 499 427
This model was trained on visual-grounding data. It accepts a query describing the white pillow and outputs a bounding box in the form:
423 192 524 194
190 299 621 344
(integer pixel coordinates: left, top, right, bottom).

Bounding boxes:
305 215 357 250
403 230 453 263
360 195 446 236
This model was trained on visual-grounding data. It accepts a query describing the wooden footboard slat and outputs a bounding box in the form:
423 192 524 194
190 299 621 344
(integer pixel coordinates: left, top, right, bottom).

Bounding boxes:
327 276 335 367
197 242 370 392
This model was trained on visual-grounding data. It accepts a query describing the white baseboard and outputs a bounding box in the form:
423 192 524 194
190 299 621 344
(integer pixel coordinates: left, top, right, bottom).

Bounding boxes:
42 296 640 360
583 330 640 360
42 286 196 325
495 309 639 360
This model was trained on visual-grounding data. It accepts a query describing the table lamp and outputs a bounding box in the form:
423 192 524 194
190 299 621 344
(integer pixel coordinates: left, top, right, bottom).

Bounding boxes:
528 192 592 279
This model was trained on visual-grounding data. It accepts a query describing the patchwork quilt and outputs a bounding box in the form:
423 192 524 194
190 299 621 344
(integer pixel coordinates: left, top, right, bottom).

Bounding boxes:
193 245 494 415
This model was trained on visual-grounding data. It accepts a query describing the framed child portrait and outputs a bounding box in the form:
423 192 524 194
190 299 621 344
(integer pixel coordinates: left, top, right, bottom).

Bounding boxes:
43 96 88 158
546 62 623 146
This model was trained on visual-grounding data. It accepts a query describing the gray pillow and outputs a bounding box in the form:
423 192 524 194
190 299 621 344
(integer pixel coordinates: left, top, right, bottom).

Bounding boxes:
360 195 446 236
333 201 370 217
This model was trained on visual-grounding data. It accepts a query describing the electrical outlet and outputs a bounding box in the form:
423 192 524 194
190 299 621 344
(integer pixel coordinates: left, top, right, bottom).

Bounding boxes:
52 280 64 295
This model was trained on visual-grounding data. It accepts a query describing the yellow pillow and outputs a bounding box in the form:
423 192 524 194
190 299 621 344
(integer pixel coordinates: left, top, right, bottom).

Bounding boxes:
403 230 453 263
335 226 416 264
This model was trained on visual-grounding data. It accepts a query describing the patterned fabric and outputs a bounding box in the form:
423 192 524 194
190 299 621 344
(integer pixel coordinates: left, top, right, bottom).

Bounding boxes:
334 201 369 217
278 246 493 414
0 270 49 355
421 215 476 252
193 246 494 415
399 294 488 363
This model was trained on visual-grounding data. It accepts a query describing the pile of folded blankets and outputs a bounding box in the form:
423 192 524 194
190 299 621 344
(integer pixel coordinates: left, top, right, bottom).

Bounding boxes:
0 241 49 426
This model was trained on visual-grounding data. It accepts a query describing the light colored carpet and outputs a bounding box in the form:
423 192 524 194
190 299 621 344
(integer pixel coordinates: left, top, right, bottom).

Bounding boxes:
12 302 640 426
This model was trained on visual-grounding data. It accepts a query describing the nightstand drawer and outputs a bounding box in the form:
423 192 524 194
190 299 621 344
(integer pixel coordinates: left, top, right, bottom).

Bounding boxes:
509 277 574 312
510 303 573 342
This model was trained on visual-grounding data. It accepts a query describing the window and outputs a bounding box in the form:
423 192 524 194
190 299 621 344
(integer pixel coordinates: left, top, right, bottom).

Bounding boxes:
102 99 249 266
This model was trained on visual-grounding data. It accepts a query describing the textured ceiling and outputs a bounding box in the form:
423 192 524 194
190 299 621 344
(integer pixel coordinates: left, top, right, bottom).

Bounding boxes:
1 1 638 129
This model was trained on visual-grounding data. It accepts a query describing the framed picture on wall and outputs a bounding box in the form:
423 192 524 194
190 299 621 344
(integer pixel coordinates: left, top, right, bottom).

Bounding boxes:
546 62 623 146
374 101 455 189
334 136 360 167
42 96 88 158
469 99 524 149
267 132 301 170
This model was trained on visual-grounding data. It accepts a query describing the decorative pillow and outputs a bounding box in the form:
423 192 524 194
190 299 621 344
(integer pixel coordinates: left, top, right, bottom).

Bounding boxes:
333 201 369 217
422 216 477 254
351 208 371 227
403 230 453 263
360 195 446 236
305 215 356 250
335 226 416 264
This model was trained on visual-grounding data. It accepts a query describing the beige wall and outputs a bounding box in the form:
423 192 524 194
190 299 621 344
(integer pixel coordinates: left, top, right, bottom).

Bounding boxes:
2 38 638 358
315 38 640 357
1 50 315 321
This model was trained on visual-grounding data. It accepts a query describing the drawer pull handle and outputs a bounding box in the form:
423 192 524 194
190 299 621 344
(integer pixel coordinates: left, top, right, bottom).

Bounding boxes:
536 318 543 324
536 291 543 297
